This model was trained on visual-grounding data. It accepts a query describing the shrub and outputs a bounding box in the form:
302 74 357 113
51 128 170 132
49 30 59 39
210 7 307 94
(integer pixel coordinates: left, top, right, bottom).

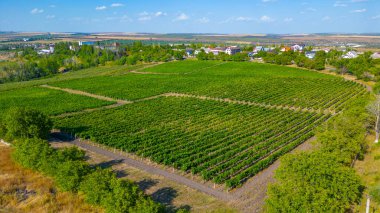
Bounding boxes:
4 107 52 140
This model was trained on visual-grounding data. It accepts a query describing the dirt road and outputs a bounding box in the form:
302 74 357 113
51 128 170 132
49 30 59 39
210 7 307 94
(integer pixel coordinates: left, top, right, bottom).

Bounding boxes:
69 137 234 202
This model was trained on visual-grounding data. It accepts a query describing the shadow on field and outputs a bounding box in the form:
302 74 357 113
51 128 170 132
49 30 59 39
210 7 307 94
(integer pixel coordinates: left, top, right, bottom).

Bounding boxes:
151 187 190 212
95 159 124 169
137 178 159 191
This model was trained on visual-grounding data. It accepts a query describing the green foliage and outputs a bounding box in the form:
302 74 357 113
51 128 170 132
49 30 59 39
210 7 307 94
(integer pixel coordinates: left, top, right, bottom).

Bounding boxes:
3 107 52 140
266 151 363 213
265 96 369 212
55 160 91 192
80 169 116 205
8 107 163 212
316 99 369 164
12 138 53 170
330 53 375 79
370 186 380 203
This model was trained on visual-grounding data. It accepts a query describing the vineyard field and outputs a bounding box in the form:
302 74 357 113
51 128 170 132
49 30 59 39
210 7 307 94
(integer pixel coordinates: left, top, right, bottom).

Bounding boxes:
50 62 367 111
0 87 114 116
55 97 329 188
0 60 368 188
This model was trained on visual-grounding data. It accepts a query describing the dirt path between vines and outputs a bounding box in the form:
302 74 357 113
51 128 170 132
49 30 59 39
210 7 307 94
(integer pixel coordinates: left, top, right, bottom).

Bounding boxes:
41 84 335 117
49 133 315 213
40 84 132 104
163 92 335 115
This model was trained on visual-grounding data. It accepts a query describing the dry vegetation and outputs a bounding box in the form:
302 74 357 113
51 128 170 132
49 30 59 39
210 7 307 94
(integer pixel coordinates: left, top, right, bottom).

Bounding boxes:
355 134 380 212
0 145 103 213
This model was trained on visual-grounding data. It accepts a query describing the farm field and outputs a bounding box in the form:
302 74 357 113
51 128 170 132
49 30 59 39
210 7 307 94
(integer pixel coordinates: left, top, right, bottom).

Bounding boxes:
0 86 113 117
50 62 366 111
0 60 368 191
54 97 329 188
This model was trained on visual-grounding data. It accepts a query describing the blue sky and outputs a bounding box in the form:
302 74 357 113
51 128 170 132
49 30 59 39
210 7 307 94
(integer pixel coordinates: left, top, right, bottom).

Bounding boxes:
0 0 379 34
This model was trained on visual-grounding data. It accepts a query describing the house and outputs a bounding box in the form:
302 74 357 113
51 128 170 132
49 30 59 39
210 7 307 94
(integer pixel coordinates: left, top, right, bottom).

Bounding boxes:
209 47 226 55
225 46 241 55
78 41 96 46
280 47 291 52
371 52 380 59
305 51 316 59
253 46 264 53
342 51 358 59
185 48 194 57
37 44 54 55
291 44 305 52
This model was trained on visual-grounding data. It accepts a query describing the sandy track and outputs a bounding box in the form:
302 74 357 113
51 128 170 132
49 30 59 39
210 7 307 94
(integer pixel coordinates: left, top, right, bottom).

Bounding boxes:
69 137 234 201
40 84 131 104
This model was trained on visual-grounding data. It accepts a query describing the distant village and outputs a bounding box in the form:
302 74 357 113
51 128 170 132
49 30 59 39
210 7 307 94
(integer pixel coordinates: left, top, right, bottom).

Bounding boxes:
7 39 380 61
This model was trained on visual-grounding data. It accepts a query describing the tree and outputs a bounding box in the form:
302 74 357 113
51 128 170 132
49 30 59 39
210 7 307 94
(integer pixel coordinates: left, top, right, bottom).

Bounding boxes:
367 95 380 143
54 160 91 192
3 107 53 140
103 178 141 213
266 151 363 213
80 169 116 205
12 138 53 170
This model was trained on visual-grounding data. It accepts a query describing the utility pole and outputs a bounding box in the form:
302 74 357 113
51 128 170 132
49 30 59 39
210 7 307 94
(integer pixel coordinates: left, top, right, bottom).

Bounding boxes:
366 194 371 213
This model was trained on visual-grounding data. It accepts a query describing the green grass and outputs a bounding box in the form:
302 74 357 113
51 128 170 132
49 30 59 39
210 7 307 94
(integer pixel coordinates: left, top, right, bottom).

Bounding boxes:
0 87 114 117
54 97 328 188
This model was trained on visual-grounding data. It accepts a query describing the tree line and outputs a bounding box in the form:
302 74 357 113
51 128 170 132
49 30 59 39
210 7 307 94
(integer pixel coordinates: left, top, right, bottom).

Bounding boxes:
0 41 187 83
265 95 371 212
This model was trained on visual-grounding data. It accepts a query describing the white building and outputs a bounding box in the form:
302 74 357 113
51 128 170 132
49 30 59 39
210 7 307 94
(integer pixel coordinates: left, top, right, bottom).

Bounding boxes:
342 51 358 59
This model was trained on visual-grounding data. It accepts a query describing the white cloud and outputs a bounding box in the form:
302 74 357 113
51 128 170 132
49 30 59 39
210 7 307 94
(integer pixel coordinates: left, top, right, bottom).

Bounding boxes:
139 16 152 21
138 11 167 22
95 6 107 10
283 17 293 22
30 8 44 14
322 16 331 21
173 13 189 21
259 15 275 22
372 15 380 19
198 17 210 23
46 15 55 19
352 0 367 2
49 5 56 8
351 8 367 13
262 0 276 2
110 3 124 7
236 16 253 21
333 1 347 7
154 11 167 17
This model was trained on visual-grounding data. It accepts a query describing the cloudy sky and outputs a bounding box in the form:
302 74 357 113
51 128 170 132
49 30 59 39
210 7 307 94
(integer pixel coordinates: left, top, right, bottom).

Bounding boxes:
0 0 379 34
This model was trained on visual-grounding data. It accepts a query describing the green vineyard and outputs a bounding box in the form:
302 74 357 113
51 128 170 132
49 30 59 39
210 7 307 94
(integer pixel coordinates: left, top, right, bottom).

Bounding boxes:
0 61 368 188
54 97 330 188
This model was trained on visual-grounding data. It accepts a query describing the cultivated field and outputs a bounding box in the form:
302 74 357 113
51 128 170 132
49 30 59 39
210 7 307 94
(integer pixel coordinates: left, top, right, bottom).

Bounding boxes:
0 61 367 190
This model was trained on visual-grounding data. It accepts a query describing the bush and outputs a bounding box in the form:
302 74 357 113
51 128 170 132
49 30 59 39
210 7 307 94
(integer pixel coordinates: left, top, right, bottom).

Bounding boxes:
370 186 380 203
80 169 116 205
3 107 52 140
54 160 92 192
12 138 53 170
